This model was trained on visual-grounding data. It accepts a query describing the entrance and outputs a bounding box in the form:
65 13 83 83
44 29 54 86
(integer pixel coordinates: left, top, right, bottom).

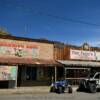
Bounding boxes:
17 66 37 86
17 65 57 86
26 67 37 81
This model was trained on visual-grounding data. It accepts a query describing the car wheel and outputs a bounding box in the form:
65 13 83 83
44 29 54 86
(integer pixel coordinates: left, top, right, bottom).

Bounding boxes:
78 84 85 91
68 86 73 93
57 86 63 93
78 80 86 91
89 84 97 93
50 86 55 92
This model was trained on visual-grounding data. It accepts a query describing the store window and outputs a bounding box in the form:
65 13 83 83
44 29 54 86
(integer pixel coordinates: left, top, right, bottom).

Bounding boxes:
65 68 90 85
95 74 100 79
26 67 37 81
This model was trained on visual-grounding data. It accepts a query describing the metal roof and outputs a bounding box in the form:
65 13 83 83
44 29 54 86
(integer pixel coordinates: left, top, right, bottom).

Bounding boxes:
57 60 100 67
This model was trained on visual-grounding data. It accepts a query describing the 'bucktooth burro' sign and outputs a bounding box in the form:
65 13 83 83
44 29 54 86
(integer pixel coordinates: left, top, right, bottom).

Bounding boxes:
70 49 96 60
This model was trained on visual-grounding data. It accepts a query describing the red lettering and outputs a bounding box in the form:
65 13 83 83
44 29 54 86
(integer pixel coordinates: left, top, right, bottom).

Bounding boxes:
0 42 38 49
11 44 17 47
26 45 38 49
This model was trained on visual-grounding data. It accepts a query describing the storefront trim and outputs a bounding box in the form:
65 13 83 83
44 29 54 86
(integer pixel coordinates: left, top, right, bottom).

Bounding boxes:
57 60 100 67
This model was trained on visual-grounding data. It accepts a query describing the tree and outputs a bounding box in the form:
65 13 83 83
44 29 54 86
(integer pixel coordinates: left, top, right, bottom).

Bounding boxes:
0 27 11 35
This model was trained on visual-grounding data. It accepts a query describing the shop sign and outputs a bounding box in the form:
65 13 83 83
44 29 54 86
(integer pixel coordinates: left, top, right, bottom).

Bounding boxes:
70 49 96 60
0 66 17 80
0 39 39 58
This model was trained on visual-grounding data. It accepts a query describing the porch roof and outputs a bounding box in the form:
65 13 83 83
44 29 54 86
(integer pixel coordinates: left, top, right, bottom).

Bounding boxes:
57 60 100 67
0 57 59 65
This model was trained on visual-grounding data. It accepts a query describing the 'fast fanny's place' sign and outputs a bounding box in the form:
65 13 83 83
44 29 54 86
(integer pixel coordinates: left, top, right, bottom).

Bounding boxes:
70 49 96 60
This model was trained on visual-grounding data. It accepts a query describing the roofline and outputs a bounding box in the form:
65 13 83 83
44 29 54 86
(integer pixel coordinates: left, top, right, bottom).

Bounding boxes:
0 35 99 49
0 35 63 44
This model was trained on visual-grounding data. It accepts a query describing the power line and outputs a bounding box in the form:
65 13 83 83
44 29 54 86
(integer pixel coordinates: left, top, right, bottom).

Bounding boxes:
11 5 100 27
38 12 100 27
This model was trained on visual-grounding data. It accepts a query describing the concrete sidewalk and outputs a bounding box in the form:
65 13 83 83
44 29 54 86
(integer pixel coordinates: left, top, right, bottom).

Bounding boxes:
0 86 78 94
0 86 50 94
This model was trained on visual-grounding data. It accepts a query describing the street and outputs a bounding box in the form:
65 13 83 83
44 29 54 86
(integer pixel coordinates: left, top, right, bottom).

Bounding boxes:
0 92 100 100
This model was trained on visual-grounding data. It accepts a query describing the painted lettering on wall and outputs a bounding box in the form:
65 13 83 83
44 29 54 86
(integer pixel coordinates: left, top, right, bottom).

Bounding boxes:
0 40 39 58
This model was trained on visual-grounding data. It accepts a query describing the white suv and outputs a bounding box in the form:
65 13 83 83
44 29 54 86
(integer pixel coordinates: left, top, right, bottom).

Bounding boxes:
78 72 100 93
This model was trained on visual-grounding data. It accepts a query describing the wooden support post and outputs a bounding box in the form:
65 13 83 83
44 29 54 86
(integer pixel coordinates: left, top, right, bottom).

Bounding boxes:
15 66 18 88
64 67 66 80
55 66 57 82
51 76 54 83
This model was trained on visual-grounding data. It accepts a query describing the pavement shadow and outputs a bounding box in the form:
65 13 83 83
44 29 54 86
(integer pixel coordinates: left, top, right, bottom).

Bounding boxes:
77 87 100 93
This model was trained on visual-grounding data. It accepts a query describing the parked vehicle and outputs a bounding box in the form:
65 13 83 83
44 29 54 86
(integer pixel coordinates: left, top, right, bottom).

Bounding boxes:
50 80 72 94
78 72 100 93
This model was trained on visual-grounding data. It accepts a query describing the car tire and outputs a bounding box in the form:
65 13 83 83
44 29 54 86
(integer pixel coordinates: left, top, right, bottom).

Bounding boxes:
68 86 73 93
89 83 97 93
78 84 85 91
57 86 63 93
50 86 55 92
78 80 86 91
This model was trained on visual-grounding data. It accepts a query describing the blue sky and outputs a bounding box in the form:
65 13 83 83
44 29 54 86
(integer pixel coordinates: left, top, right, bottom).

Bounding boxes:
0 0 100 46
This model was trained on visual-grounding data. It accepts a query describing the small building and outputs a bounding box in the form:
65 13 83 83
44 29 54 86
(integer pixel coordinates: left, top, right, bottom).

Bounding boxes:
54 43 100 85
0 35 62 88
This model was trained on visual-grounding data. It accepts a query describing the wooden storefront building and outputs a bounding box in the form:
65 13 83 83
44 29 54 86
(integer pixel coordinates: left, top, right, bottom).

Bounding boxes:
0 34 100 88
0 35 63 88
54 43 100 85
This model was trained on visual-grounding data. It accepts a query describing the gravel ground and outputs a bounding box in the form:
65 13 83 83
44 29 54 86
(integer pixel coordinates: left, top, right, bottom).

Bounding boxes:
0 92 100 100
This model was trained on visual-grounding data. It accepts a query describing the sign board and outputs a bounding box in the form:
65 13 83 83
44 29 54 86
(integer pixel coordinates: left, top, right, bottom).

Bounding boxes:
0 39 39 58
0 66 17 80
70 49 96 60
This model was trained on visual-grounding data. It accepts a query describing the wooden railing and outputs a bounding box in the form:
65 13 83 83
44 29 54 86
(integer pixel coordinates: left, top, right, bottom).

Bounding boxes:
65 78 86 85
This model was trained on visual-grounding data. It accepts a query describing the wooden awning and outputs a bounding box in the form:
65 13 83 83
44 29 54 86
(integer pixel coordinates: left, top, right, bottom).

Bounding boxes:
57 60 100 67
0 57 59 65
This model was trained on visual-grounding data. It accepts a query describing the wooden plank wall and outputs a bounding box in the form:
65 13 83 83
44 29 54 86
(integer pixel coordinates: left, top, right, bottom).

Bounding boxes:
54 43 100 61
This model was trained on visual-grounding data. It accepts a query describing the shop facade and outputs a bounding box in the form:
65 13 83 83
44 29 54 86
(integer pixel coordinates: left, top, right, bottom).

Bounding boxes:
1 35 100 87
54 43 100 85
0 35 63 88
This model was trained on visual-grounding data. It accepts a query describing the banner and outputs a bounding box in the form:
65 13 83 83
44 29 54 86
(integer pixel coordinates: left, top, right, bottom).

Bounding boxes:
70 49 96 60
0 66 17 80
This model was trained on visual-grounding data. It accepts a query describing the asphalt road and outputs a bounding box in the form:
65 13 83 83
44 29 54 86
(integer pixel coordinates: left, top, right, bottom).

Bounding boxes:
0 92 100 100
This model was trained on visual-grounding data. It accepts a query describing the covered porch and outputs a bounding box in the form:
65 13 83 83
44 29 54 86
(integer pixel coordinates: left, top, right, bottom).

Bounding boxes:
57 60 100 85
17 59 63 86
0 58 63 88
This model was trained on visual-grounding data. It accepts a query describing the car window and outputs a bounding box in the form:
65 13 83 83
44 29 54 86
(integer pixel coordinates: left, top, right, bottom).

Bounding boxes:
95 74 100 79
88 73 95 78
